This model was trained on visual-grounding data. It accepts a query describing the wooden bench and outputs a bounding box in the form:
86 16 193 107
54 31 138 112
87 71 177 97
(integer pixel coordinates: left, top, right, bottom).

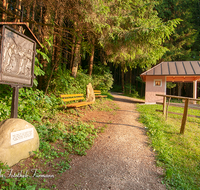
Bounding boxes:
94 90 107 98
60 94 94 108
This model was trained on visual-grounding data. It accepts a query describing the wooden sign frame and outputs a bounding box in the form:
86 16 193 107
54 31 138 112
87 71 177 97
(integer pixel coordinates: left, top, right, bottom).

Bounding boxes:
0 25 36 87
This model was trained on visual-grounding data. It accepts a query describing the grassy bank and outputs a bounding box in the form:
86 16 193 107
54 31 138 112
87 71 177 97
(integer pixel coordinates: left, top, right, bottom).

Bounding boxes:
137 104 200 189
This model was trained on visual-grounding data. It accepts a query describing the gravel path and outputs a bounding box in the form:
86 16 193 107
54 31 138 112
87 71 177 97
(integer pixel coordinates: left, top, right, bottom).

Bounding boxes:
57 93 165 190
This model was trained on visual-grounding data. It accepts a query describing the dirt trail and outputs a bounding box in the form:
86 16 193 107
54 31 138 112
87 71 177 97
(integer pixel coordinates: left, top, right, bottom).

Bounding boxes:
57 93 165 190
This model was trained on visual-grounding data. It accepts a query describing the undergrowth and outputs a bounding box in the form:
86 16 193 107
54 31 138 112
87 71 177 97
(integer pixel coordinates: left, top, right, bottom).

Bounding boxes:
0 45 115 189
137 104 200 190
0 84 114 189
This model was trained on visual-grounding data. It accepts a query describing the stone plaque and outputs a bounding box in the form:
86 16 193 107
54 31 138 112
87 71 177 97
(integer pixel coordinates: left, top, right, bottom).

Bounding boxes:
11 127 34 145
0 25 36 86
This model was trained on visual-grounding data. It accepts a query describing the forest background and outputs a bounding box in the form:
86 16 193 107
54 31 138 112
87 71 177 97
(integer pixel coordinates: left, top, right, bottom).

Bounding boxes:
0 0 200 99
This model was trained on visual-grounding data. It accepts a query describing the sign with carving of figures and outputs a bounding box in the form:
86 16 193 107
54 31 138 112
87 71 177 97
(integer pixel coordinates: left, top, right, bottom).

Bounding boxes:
0 25 36 86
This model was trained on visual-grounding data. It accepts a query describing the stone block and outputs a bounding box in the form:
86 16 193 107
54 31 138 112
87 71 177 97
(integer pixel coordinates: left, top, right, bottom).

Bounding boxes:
86 83 95 102
0 118 39 167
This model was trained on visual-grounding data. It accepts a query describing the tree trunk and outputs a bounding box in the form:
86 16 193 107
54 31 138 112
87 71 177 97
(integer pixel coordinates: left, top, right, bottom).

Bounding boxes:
136 67 139 91
38 5 43 41
114 66 116 84
118 66 121 86
31 0 36 31
71 36 81 78
129 67 132 94
14 0 20 22
62 21 69 69
121 68 125 93
45 2 64 94
88 38 95 76
26 5 30 26
178 83 183 96
18 0 22 22
70 34 76 71
2 0 8 21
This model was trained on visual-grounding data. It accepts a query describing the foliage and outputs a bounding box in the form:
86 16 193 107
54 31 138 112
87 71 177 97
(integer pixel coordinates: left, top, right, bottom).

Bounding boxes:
49 64 113 95
156 0 200 61
0 82 115 189
65 123 98 155
89 0 181 69
111 84 123 92
0 86 60 123
166 82 176 90
92 64 114 92
125 87 140 98
50 67 91 95
34 49 46 87
0 98 109 189
137 104 200 189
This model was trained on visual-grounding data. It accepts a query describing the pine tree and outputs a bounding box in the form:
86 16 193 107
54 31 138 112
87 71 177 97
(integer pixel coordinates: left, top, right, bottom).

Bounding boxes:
155 0 200 61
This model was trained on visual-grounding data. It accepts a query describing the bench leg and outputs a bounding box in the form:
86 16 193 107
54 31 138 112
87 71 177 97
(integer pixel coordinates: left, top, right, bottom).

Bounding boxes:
74 108 80 117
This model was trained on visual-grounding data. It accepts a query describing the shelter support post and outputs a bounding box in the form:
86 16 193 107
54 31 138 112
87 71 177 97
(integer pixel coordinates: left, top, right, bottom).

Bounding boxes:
193 80 197 104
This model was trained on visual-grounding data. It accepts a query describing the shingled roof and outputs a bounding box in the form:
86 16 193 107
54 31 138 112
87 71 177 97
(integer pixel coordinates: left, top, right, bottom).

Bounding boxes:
141 61 200 82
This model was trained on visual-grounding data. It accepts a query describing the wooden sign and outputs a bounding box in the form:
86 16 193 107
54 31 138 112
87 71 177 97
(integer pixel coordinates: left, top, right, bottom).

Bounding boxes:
0 25 36 87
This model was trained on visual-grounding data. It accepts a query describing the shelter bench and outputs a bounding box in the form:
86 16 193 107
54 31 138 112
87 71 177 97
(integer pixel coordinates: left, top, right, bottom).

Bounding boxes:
94 90 107 98
60 94 94 108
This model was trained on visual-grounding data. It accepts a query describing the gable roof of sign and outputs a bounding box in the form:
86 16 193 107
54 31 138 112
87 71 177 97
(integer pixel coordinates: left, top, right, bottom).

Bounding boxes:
0 22 42 48
141 61 200 81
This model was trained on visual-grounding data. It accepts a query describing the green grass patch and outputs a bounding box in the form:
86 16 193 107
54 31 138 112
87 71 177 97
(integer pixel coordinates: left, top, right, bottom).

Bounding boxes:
137 104 200 190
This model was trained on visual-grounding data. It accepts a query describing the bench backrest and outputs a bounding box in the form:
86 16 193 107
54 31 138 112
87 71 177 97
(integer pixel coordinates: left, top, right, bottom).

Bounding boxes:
60 94 84 102
94 90 101 95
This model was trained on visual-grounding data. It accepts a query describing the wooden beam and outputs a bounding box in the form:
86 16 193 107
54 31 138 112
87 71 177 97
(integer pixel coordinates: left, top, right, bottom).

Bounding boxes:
180 98 189 134
156 110 200 118
156 94 200 101
163 96 166 117
167 76 200 82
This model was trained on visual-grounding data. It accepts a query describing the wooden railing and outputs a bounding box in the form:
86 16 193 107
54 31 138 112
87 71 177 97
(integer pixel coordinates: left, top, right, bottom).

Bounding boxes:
156 94 200 134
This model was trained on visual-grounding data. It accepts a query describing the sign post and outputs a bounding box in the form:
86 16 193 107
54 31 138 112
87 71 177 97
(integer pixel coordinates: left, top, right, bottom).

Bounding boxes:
0 24 36 118
0 22 41 166
11 85 20 118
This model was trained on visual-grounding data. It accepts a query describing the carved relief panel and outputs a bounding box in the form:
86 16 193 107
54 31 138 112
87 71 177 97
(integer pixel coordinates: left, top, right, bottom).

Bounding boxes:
0 25 36 86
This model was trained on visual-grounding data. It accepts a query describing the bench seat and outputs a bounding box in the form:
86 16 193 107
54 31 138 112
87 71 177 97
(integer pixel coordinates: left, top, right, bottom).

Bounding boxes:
66 101 94 108
60 94 93 108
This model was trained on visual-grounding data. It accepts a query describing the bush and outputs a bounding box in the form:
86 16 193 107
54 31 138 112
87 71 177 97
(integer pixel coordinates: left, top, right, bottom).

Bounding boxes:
92 64 114 92
49 64 113 95
0 85 61 122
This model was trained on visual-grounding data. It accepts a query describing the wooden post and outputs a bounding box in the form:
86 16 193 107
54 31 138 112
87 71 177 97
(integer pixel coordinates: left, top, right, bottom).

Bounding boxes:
165 97 171 120
11 86 19 118
193 80 197 104
180 98 189 134
163 96 166 116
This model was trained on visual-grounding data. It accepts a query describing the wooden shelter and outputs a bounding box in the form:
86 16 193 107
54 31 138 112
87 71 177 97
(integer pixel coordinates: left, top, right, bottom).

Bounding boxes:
140 61 200 103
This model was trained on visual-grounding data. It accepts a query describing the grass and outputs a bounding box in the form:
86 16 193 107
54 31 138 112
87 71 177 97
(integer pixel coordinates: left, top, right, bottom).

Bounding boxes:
137 104 200 190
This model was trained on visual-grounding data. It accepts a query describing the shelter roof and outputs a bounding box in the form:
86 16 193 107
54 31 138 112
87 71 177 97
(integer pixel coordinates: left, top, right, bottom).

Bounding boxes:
141 61 200 82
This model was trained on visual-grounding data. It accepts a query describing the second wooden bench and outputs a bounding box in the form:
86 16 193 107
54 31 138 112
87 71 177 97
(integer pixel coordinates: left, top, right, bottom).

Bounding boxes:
94 90 107 98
